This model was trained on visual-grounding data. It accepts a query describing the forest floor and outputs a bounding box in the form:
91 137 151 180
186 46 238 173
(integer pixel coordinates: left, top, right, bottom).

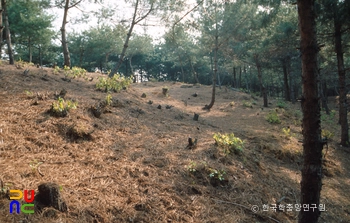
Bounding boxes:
0 62 349 223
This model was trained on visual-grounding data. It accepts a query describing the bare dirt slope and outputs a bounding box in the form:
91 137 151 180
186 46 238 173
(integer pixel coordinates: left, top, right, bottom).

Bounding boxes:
0 62 349 223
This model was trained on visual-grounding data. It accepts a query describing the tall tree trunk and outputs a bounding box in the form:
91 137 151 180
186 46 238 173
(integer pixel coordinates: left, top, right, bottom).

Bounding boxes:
204 23 218 110
297 0 323 222
61 0 71 67
320 80 330 115
178 54 185 82
1 0 13 64
233 66 236 88
109 0 153 77
282 57 291 101
0 9 3 58
334 16 349 146
239 66 241 89
254 54 268 107
189 57 199 84
28 38 32 63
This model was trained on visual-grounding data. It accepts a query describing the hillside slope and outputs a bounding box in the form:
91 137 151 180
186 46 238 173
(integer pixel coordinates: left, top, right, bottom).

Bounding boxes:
0 63 349 222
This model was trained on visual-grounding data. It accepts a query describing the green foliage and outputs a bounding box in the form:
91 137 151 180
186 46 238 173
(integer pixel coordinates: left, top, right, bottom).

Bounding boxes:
106 94 113 106
63 65 71 77
321 110 336 124
187 161 197 173
8 1 55 64
282 127 291 138
71 66 87 78
208 168 226 181
322 129 334 140
16 58 34 68
276 100 286 108
242 101 253 108
51 97 77 117
266 111 281 124
29 159 43 173
281 127 295 139
213 133 244 155
63 65 87 78
53 66 60 75
25 90 34 98
96 74 133 92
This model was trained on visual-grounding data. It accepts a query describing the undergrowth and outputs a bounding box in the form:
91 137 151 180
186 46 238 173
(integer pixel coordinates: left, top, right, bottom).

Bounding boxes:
50 97 77 117
213 133 244 155
266 111 281 124
96 74 133 92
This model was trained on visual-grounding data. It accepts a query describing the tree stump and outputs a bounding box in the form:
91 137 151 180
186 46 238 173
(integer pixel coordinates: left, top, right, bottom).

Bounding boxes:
186 137 198 149
162 87 168 96
34 182 67 213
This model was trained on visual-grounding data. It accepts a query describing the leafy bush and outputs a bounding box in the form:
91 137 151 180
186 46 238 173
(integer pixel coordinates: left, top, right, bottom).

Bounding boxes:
209 168 226 181
106 94 113 106
242 100 253 108
50 97 77 117
187 161 197 173
53 66 60 75
63 66 87 78
322 129 334 140
321 110 336 123
71 66 87 78
276 100 286 108
213 133 244 155
266 111 281 124
96 74 133 92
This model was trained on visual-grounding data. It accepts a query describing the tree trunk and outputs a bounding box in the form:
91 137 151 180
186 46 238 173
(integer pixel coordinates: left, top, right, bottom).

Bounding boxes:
233 66 236 88
239 66 241 89
334 16 349 147
61 0 71 67
0 9 3 58
254 54 268 107
189 57 199 84
178 54 185 82
1 0 14 64
282 57 291 101
321 80 330 115
297 0 323 222
205 26 218 110
109 0 153 77
28 37 32 63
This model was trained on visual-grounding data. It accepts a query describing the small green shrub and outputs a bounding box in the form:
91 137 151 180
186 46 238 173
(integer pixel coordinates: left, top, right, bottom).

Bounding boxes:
71 66 87 78
242 100 253 108
96 74 133 92
62 66 87 78
53 66 60 75
213 133 244 155
29 159 43 173
276 100 286 108
106 94 112 106
208 168 226 181
187 161 197 173
321 110 336 123
50 97 77 117
266 111 281 124
63 65 71 77
322 129 334 140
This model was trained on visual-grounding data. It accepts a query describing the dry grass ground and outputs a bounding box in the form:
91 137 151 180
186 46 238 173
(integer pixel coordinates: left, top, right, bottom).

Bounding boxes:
0 62 349 223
